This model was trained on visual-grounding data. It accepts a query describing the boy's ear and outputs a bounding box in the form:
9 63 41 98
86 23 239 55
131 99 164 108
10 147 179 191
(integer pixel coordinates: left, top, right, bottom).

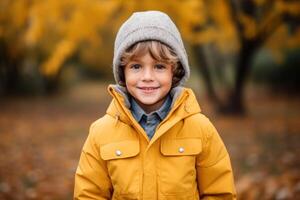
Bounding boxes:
118 65 126 86
171 64 175 74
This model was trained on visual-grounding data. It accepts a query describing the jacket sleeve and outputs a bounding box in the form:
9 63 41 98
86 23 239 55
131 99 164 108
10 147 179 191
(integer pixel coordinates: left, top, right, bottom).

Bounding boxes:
196 119 236 200
74 123 113 200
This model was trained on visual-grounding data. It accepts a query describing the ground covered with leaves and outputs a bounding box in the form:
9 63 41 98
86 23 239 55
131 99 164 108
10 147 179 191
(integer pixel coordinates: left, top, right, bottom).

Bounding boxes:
0 82 299 199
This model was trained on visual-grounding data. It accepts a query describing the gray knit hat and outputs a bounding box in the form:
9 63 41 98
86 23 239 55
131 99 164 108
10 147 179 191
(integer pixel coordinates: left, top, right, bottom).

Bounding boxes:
113 10 190 86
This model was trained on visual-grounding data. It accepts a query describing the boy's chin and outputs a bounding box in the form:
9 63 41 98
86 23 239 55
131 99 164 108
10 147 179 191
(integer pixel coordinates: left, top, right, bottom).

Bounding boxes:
137 99 159 106
135 94 158 102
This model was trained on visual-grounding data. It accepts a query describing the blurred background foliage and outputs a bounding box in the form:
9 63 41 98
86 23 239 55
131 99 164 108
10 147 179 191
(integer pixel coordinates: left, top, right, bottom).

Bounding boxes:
1 0 300 199
1 0 299 114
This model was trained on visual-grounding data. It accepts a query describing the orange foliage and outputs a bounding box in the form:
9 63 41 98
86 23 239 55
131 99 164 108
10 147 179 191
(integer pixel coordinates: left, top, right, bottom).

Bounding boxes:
24 0 119 77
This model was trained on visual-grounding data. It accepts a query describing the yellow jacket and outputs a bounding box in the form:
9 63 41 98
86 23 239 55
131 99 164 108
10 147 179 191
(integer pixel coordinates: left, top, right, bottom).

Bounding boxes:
74 85 236 200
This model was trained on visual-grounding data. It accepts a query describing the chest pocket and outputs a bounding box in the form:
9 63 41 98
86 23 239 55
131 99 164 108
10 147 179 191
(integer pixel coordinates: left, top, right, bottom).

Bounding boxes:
159 138 202 197
161 138 202 156
100 140 139 160
100 140 140 197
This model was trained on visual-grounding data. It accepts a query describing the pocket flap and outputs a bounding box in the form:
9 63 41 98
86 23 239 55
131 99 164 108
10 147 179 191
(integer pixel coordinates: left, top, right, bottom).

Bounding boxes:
161 138 202 156
100 140 139 160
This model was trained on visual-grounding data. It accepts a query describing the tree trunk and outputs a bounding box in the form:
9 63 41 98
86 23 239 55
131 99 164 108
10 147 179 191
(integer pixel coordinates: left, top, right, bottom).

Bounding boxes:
0 40 21 96
219 40 256 115
5 63 21 95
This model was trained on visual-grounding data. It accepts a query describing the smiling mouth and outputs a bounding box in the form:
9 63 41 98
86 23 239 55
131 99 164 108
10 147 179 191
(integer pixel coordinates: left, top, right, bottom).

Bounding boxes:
138 87 159 91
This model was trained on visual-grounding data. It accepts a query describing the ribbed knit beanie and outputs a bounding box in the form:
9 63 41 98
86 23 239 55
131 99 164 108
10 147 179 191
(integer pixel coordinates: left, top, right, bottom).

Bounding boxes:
113 10 190 86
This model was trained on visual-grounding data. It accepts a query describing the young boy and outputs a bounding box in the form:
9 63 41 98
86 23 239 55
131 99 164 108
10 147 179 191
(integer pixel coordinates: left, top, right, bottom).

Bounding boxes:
74 11 236 200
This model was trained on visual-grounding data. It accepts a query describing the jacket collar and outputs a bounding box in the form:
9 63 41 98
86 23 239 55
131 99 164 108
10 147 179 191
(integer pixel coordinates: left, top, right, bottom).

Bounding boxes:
106 84 201 143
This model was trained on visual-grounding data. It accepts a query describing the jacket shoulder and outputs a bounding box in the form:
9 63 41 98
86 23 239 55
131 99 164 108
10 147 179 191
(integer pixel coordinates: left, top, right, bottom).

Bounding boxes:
90 114 115 132
89 114 136 145
183 113 218 139
88 114 118 144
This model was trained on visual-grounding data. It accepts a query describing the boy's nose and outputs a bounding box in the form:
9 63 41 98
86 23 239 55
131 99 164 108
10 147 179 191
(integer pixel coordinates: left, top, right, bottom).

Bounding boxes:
141 67 154 81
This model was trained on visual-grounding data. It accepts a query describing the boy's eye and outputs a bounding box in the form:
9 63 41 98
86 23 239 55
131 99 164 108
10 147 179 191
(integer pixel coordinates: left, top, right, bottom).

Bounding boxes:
154 64 166 70
130 64 141 70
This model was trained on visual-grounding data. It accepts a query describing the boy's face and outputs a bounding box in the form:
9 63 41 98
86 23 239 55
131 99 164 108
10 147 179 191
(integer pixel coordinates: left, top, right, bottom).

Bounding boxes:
124 52 173 113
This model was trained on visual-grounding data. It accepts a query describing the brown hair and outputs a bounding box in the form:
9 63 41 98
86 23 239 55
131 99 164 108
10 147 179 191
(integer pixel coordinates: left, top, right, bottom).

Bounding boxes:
119 41 185 87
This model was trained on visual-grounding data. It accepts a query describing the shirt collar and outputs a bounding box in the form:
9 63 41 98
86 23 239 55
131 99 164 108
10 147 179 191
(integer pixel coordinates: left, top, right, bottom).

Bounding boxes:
156 95 172 120
130 95 172 122
130 98 145 122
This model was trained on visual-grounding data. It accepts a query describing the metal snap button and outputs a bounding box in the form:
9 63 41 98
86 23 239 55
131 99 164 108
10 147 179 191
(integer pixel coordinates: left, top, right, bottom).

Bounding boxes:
115 150 122 156
178 147 184 153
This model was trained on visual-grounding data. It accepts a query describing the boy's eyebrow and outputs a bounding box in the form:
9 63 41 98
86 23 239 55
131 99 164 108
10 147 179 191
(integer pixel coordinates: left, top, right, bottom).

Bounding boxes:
129 57 164 63
128 60 165 65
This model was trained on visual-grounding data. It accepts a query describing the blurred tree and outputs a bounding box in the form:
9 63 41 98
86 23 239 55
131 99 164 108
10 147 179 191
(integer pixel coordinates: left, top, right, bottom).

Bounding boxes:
0 0 121 94
0 0 30 94
25 0 120 92
187 0 300 114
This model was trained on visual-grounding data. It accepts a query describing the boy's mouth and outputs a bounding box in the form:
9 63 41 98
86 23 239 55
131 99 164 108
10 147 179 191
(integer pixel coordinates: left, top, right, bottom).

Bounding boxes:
137 87 159 92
